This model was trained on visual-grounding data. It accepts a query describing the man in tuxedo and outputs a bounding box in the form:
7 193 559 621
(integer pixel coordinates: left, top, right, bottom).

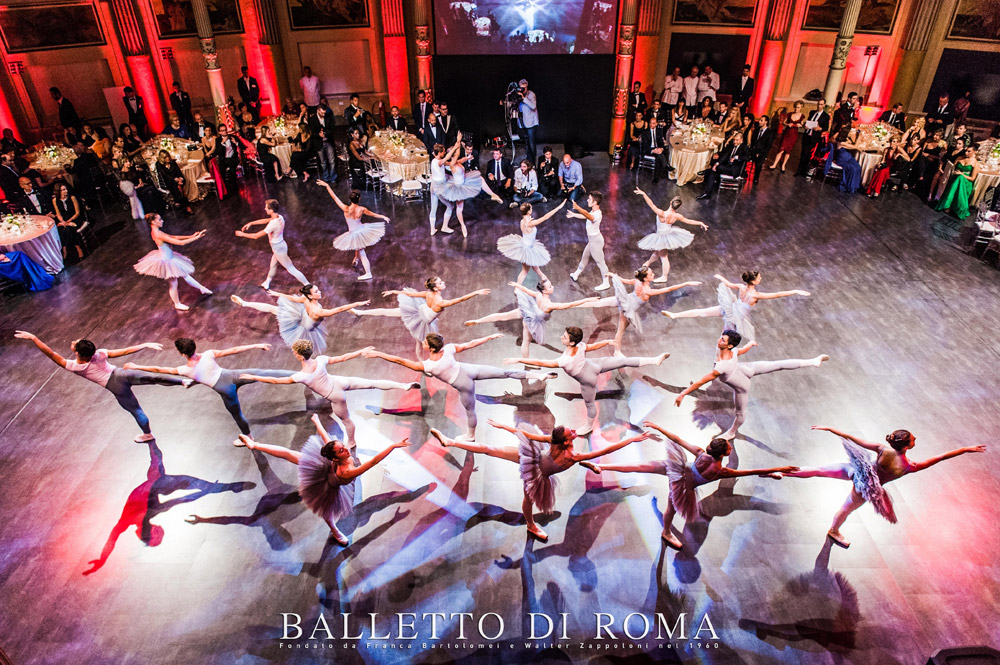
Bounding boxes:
170 82 195 133
683 66 700 106
422 113 446 153
192 112 216 140
12 177 54 216
713 101 730 125
646 99 666 125
237 66 261 123
310 105 338 183
345 93 368 133
698 132 748 200
49 87 82 134
413 89 433 137
639 118 669 184
386 106 407 131
438 102 458 147
925 94 953 135
215 125 241 195
734 64 754 109
747 114 774 184
627 81 648 124
878 103 906 131
485 148 514 201
460 136 479 171
797 99 830 176
831 92 858 139
122 87 149 140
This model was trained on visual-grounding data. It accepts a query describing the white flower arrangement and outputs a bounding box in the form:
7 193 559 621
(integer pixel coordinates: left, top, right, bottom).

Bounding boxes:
44 145 60 161
0 213 25 236
160 136 174 150
691 122 709 137
273 116 286 130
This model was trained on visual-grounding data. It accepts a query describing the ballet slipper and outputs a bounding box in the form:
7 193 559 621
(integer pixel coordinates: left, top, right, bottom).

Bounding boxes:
357 273 373 281
569 270 581 282
827 530 850 549
440 226 455 234
656 352 670 365
408 382 422 390
351 256 360 268
464 320 479 327
174 303 190 311
134 433 155 443
527 525 548 542
815 354 830 366
260 282 270 290
661 310 675 319
330 531 349 547
429 428 451 447
594 281 610 291
230 295 244 306
661 531 683 550
430 225 438 236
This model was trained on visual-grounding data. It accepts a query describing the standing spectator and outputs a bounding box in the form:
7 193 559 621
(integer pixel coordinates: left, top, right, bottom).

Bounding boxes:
925 94 954 137
413 89 433 137
627 81 648 126
558 152 585 202
422 113 446 152
747 114 774 184
797 98 830 176
344 93 368 133
438 102 459 148
697 65 720 103
662 67 684 106
537 146 559 198
170 82 195 133
512 159 544 207
517 79 539 164
486 148 514 201
122 87 149 140
310 105 338 183
299 66 321 113
49 87 82 134
237 66 262 123
683 66 700 107
216 124 240 194
734 65 755 109
952 91 971 127
830 92 859 142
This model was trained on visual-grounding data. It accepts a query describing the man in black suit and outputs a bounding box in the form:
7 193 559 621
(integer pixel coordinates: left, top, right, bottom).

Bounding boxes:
830 92 858 140
797 99 830 176
237 66 261 123
192 112 216 140
645 99 665 125
878 103 906 131
438 102 458 147
386 106 407 132
122 87 149 139
485 148 514 201
1 129 28 157
925 94 953 135
170 82 195 133
345 93 368 133
63 142 102 203
460 136 479 171
11 177 54 216
413 89 433 137
734 64 754 109
639 119 669 184
310 105 338 183
215 125 241 195
747 114 774 184
627 81 648 123
49 87 82 134
422 113 446 152
698 132 748 200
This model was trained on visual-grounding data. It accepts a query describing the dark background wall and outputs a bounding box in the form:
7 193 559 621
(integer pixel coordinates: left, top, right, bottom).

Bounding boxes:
433 55 616 153
923 48 1000 122
665 33 752 98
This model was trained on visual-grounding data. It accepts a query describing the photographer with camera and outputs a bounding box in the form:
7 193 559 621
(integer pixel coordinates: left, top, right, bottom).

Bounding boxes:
511 159 545 208
517 79 539 164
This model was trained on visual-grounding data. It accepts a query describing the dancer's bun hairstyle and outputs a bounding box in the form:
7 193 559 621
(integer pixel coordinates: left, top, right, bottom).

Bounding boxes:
670 197 682 210
722 329 742 348
265 198 279 213
741 271 760 284
291 339 313 360
706 438 730 459
551 426 576 447
425 276 441 291
635 266 651 280
886 429 912 451
565 326 583 346
425 333 445 352
519 202 532 215
349 190 361 204
320 441 343 460
301 283 317 296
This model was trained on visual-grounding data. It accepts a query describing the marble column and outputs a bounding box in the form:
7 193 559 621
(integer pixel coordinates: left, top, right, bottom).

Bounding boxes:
108 0 167 131
890 0 943 111
822 0 863 106
752 0 795 116
609 0 639 152
191 0 231 127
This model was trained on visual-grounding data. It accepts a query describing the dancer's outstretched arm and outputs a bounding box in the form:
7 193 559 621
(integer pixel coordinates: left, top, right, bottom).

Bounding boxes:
266 289 305 303
239 373 295 384
315 300 371 319
14 331 68 366
454 334 502 353
362 348 424 372
736 340 758 356
529 199 567 227
488 418 551 442
670 213 708 230
383 288 431 299
328 346 375 365
634 188 664 216
646 280 702 297
360 206 390 222
754 288 810 299
575 431 654 461
214 343 271 358
715 464 800 478
549 296 600 310
642 420 702 456
504 356 560 369
235 219 269 239
714 274 741 289
910 445 986 472
509 282 540 298
342 438 410 480
586 339 617 352
123 362 181 375
568 199 594 221
317 180 347 209
605 271 636 285
158 229 206 246
675 368 720 406
440 288 490 308
811 425 881 452
104 342 163 358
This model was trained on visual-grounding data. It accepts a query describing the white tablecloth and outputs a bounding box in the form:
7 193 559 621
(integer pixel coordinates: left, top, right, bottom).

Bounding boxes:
0 217 64 273
273 143 294 173
854 151 882 187
669 127 723 186
972 169 1000 206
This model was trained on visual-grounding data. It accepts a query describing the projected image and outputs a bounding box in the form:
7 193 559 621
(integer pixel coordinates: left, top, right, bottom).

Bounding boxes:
434 0 616 55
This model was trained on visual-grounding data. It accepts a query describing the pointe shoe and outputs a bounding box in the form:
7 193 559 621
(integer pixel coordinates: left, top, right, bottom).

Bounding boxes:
134 433 155 443
330 531 349 547
527 525 549 542
653 275 669 283
408 382 422 391
656 352 671 365
174 303 190 311
199 287 213 295
827 530 850 548
260 282 270 290
230 295 244 306
594 281 610 291
460 226 468 238
440 226 455 234
661 531 683 550
816 354 831 365
661 310 674 319
569 270 581 282
357 273 373 281
430 225 438 236
464 320 478 327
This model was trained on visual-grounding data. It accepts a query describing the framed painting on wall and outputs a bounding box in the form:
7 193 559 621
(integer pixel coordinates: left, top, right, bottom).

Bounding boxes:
672 0 757 27
150 0 243 38
947 0 1000 42
287 0 369 29
0 2 105 53
802 0 900 35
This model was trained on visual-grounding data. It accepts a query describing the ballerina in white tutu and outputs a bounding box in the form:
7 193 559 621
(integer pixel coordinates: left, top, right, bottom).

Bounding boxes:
497 199 566 284
781 426 985 548
234 199 311 289
566 192 611 291
464 280 599 357
434 131 503 237
317 180 389 281
430 420 653 541
591 420 797 549
351 276 490 358
593 267 700 350
230 284 368 355
634 189 708 282
663 271 810 341
235 413 410 546
428 144 456 236
133 213 212 311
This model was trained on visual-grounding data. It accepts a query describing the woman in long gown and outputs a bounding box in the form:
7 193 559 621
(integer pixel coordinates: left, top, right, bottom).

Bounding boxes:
236 414 410 545
935 147 979 220
256 125 283 182
430 420 653 541
592 421 797 549
892 133 923 191
133 213 212 311
769 101 803 172
52 182 86 260
824 128 863 193
230 284 367 354
634 188 708 282
0 251 54 291
318 180 389 281
781 426 985 548
497 200 567 285
865 138 898 198
199 125 227 199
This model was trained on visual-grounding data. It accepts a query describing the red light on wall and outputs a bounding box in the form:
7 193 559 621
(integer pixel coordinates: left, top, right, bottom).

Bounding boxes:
128 56 166 132
858 105 882 124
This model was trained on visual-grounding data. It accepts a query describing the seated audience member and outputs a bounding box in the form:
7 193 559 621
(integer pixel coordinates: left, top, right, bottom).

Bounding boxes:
12 177 54 216
639 118 670 184
831 92 859 138
51 181 87 260
627 112 647 170
537 147 559 198
386 106 407 132
713 101 730 125
155 149 193 214
0 128 28 156
558 152 586 202
698 131 748 200
747 114 773 185
163 116 191 139
924 94 953 136
719 106 742 137
485 148 514 201
63 143 103 203
512 159 544 207
878 103 906 131
1 153 23 195
892 133 923 191
288 122 320 182
347 127 373 189
866 137 899 198
192 112 216 140
256 126 283 182
118 156 166 215
119 123 143 156
282 99 299 116
0 251 54 291
646 99 666 125
823 128 864 194
695 104 714 123
911 129 945 195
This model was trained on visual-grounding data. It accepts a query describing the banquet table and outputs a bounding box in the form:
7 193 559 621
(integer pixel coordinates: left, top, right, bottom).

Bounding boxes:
847 122 902 187
27 145 76 185
669 125 724 186
260 116 298 172
0 214 64 273
368 130 429 181
971 164 1000 206
142 136 206 202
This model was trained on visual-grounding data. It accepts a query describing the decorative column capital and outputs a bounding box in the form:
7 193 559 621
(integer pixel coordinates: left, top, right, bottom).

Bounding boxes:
617 25 635 56
200 38 220 70
415 25 431 56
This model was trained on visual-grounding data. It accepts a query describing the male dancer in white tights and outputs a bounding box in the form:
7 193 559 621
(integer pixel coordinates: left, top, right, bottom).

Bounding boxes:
566 191 611 291
235 199 310 289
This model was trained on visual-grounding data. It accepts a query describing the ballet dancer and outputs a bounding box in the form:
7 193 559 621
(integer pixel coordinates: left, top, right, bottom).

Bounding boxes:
133 213 212 311
124 338 294 438
351 276 490 359
566 192 611 291
509 326 670 434
434 131 502 237
430 420 654 541
231 285 367 355
781 426 985 548
234 199 310 289
428 144 456 235
236 413 410 545
238 339 418 448
464 280 599 357
497 200 566 285
15 331 189 442
664 271 810 341
634 189 708 282
593 421 796 549
675 330 829 440
363 333 555 440
317 180 389 281
600 268 701 350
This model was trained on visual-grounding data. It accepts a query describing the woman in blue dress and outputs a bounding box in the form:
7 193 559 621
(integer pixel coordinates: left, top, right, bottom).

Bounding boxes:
824 128 863 193
0 251 54 291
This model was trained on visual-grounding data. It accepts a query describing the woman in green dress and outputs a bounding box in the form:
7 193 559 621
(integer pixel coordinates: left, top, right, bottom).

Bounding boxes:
935 147 980 219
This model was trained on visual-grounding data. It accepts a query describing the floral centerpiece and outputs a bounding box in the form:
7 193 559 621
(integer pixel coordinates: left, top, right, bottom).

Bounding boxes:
160 136 174 151
0 213 25 237
388 131 406 149
691 122 709 138
273 116 286 131
44 145 60 161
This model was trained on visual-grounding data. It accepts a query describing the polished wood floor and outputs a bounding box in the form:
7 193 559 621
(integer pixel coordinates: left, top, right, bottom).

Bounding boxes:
1 155 998 665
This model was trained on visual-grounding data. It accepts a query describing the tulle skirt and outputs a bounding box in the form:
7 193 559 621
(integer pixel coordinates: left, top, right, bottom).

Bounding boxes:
613 275 644 333
298 434 356 524
517 432 558 514
334 221 385 251
497 234 551 267
437 172 484 202
659 442 700 523
276 297 327 353
516 290 549 344
638 224 695 251
398 290 439 341
716 283 755 341
133 248 195 279
841 437 897 523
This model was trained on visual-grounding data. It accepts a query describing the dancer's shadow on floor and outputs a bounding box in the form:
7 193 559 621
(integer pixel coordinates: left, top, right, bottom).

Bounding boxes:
83 440 254 575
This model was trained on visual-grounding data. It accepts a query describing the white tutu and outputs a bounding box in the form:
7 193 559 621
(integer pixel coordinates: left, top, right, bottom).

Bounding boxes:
398 289 440 341
841 437 897 523
717 283 755 341
612 275 644 334
437 171 484 202
516 290 549 344
637 222 694 251
517 431 559 514
334 221 385 251
133 245 194 279
497 234 551 267
298 434 356 524
276 297 327 353
659 442 700 523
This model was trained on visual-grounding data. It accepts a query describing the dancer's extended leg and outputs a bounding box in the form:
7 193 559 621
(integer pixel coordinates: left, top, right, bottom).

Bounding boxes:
465 310 521 326
274 251 309 285
743 356 828 378
663 305 721 320
429 428 520 461
182 275 211 294
455 202 467 237
231 295 278 315
353 307 402 317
